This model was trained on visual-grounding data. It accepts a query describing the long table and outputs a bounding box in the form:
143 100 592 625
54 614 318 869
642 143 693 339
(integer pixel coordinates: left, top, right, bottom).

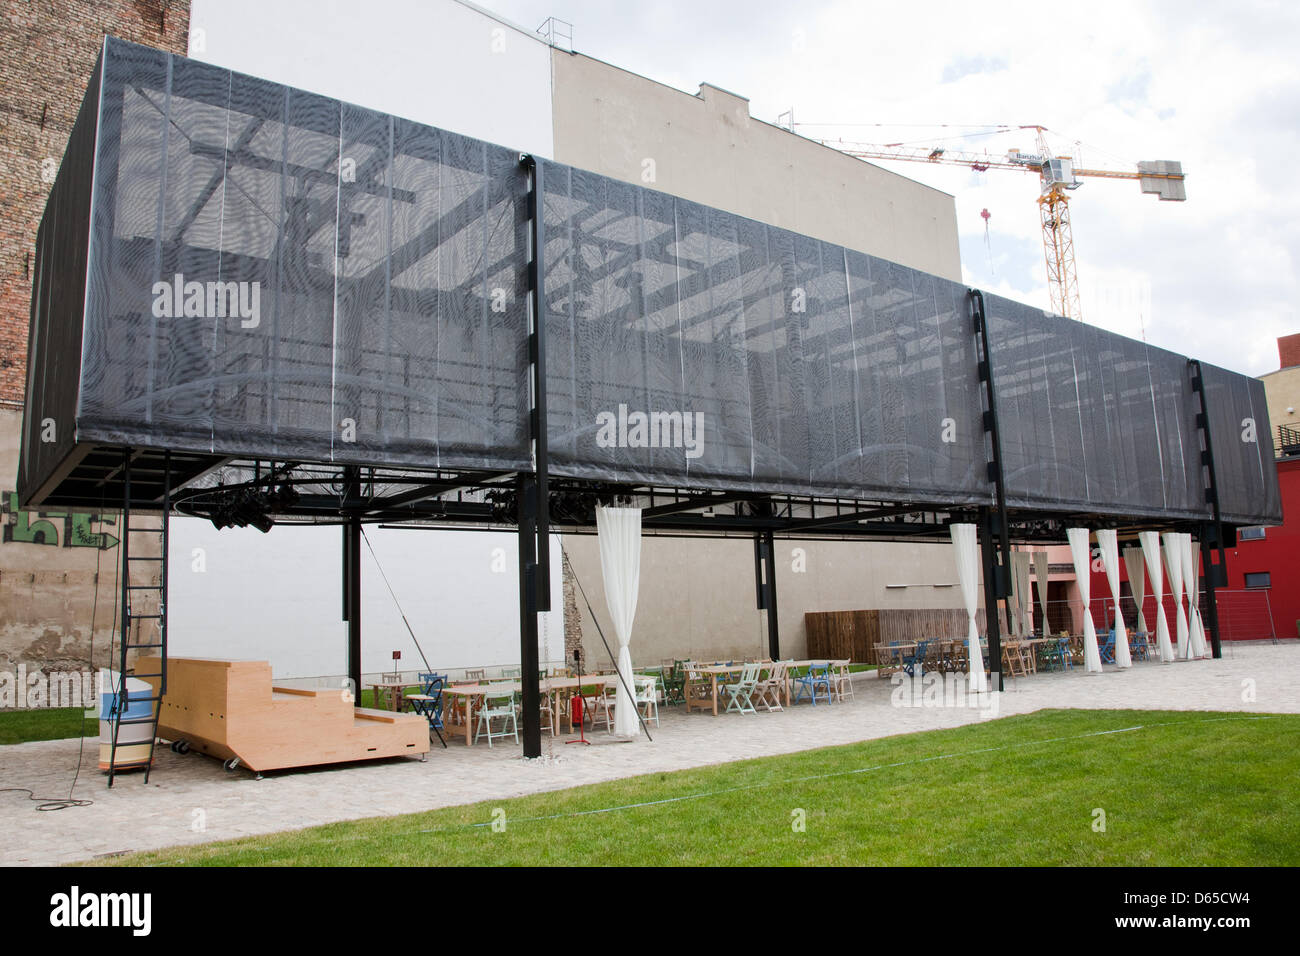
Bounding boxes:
684 660 850 716
439 674 618 746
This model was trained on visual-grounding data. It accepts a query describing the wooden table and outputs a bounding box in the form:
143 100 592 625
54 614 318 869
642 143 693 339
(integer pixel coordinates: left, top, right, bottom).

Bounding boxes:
873 640 969 675
440 674 618 746
369 679 409 712
685 661 848 716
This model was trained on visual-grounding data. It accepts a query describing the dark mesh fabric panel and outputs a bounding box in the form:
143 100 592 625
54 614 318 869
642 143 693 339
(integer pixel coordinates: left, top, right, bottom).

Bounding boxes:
982 293 1221 519
20 37 1282 526
17 49 103 505
69 37 528 471
540 164 992 505
1203 365 1280 523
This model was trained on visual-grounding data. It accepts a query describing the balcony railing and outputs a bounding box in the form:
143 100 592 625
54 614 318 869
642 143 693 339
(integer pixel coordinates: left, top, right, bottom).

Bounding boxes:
1276 423 1300 460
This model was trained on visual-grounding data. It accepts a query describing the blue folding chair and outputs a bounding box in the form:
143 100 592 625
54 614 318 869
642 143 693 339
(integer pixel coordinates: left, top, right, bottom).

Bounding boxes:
405 673 447 748
1100 628 1117 665
902 639 931 678
793 663 832 705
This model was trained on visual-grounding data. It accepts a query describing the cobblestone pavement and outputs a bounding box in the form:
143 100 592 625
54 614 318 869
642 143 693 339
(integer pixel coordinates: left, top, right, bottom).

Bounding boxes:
2 643 1295 865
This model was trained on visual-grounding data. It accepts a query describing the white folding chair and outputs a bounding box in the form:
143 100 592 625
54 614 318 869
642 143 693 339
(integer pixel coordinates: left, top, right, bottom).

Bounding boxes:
829 660 854 701
755 660 788 712
633 675 660 727
474 690 519 748
724 663 762 715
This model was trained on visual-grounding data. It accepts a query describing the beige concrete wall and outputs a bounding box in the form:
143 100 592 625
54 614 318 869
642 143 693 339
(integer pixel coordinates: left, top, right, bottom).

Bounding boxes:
0 408 132 675
550 51 970 663
1260 366 1300 438
550 52 962 282
561 533 968 666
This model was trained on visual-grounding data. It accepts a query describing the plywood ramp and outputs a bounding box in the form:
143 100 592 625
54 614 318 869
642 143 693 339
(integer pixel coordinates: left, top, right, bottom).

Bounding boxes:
138 657 429 773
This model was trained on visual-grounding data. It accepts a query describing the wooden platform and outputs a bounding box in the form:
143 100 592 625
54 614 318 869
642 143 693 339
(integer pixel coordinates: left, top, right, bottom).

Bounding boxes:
137 657 429 773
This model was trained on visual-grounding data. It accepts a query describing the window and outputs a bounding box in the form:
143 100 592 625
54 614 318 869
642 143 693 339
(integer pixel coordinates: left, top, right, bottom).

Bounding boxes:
1239 526 1266 541
1244 572 1271 589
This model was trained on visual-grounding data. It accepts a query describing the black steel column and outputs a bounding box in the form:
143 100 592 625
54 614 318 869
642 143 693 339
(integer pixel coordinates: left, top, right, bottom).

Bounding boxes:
517 154 549 758
344 467 362 700
754 530 780 659
972 289 1012 687
517 475 542 757
979 507 1004 690
1199 533 1224 657
1189 360 1227 659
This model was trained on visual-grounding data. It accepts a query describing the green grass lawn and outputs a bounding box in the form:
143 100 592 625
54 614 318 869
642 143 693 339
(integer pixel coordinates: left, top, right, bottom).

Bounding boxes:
0 707 96 745
103 708 1299 867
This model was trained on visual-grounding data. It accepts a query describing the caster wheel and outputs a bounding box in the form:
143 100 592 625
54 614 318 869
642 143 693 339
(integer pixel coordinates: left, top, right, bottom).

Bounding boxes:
223 757 241 773
169 741 179 753
176 740 190 755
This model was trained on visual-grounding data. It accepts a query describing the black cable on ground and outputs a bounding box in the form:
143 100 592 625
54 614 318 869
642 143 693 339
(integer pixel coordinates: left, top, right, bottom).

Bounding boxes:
0 787 93 812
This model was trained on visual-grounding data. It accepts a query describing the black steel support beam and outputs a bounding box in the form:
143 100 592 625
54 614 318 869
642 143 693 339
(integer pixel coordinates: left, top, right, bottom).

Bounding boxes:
522 153 551 614
979 506 1003 691
344 467 363 699
972 289 1012 687
644 491 767 519
762 528 780 659
515 154 549 759
517 474 542 758
779 503 924 534
1188 360 1227 659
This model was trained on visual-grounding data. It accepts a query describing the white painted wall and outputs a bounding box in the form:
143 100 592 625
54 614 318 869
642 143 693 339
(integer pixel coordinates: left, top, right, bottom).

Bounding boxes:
169 519 564 679
187 0 554 156
172 0 558 679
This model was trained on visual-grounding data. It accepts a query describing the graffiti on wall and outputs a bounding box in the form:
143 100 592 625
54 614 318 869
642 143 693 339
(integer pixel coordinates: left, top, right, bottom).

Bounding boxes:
1 492 118 550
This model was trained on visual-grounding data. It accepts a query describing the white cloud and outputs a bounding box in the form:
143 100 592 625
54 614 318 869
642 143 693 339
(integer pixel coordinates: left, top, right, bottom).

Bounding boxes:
487 0 1300 374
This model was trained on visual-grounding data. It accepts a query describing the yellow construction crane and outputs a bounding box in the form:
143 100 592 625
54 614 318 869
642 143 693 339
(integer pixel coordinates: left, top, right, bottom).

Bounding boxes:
812 125 1186 321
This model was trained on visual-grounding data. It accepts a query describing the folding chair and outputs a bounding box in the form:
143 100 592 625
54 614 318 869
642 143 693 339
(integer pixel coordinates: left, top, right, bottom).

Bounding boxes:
584 683 616 731
661 661 686 705
902 640 931 678
405 673 447 748
474 689 519 748
793 663 832 705
724 663 762 715
633 675 661 726
829 660 854 701
755 660 789 712
1100 628 1117 665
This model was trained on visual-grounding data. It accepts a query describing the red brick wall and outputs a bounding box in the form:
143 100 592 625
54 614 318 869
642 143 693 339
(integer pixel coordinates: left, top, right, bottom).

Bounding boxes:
1278 334 1300 371
0 0 190 407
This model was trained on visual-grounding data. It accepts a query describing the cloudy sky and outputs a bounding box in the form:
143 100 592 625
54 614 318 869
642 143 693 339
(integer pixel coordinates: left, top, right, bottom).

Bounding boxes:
483 0 1298 377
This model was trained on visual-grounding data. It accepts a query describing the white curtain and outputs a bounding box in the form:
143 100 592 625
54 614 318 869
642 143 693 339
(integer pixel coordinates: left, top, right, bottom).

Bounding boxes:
950 523 986 693
1140 531 1175 662
1123 545 1149 638
1014 551 1033 637
1095 530 1132 668
1007 551 1024 637
1182 534 1208 658
1033 551 1050 637
597 506 643 737
1067 528 1104 672
1163 532 1189 659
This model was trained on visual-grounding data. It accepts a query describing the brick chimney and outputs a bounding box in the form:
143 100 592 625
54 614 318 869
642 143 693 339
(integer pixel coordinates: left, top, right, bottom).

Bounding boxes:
1280 333 1300 370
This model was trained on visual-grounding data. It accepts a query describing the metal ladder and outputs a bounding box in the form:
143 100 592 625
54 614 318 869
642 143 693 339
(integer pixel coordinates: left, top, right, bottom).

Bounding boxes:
107 449 170 786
